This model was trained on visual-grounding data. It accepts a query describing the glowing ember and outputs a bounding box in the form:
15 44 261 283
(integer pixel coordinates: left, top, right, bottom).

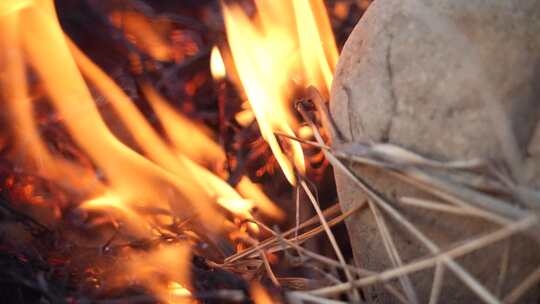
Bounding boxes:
222 0 338 184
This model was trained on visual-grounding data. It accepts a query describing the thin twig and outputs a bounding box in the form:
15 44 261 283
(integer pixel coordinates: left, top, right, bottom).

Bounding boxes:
249 217 410 304
298 102 511 303
235 232 280 287
503 266 540 304
260 248 280 287
225 204 342 263
250 218 369 277
495 239 511 298
307 216 536 296
295 185 301 243
299 178 361 302
399 197 499 220
336 150 522 222
326 149 503 304
428 262 445 304
368 200 419 304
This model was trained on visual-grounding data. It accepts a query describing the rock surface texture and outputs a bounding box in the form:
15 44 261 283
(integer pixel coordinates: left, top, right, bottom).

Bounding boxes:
330 0 540 302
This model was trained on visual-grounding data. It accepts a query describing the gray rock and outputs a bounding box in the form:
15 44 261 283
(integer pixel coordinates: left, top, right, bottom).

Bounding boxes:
330 0 540 302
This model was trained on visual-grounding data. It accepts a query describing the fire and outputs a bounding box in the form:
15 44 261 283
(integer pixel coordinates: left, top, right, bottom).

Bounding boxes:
0 0 283 226
210 46 226 80
168 282 191 297
119 243 193 304
0 0 282 298
0 1 32 16
109 10 174 61
0 0 339 301
222 0 338 184
251 283 274 304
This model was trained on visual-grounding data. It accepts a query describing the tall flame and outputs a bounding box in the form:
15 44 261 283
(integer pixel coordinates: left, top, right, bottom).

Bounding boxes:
0 0 283 298
222 0 338 184
0 0 284 226
0 0 338 300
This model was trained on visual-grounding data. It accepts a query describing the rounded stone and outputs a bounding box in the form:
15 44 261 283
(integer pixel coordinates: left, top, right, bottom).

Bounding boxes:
330 0 540 302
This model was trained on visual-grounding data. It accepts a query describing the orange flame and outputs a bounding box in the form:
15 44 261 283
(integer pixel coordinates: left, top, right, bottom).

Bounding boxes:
0 0 347 301
0 0 283 295
3 0 284 225
251 283 274 304
210 46 226 80
110 10 174 61
120 243 193 304
168 282 194 304
222 0 338 184
0 1 33 16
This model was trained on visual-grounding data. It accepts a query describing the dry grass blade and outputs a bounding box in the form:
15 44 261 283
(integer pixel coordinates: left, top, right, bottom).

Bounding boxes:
388 170 512 226
260 248 280 287
307 265 346 285
346 163 501 303
337 149 524 221
237 202 364 261
278 111 516 225
299 179 361 302
441 170 509 195
295 186 301 242
503 266 540 304
275 131 330 149
399 168 526 220
250 235 281 287
225 204 342 263
339 148 514 225
249 217 410 304
307 216 536 297
295 98 362 301
250 214 370 276
305 86 342 143
330 151 502 304
369 143 485 170
428 262 445 304
298 103 511 304
399 197 502 220
234 233 281 286
368 200 419 304
495 239 511 298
